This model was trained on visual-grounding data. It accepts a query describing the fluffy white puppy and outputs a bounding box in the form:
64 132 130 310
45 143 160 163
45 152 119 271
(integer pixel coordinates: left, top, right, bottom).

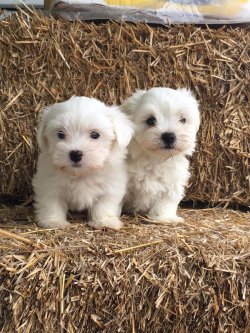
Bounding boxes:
32 96 133 230
121 87 200 223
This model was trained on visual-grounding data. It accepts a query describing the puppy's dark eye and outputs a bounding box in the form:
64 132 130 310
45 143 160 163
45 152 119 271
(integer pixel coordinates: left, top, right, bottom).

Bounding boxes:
90 131 100 139
146 116 157 126
58 130 65 139
179 117 186 124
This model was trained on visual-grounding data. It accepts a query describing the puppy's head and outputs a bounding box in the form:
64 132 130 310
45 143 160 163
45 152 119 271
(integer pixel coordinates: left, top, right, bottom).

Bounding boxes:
122 87 200 157
37 96 133 177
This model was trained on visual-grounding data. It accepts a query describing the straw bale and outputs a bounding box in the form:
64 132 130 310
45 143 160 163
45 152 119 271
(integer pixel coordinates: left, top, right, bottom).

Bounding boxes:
0 206 249 332
0 11 249 207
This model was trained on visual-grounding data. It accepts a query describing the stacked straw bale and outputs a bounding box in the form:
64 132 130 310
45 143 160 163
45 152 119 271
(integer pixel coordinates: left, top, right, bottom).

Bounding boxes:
0 11 249 207
0 207 250 332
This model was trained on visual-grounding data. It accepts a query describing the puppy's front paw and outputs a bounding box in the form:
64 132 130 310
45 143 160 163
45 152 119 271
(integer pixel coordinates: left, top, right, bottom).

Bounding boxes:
89 217 123 230
165 216 184 223
149 214 184 223
37 219 70 229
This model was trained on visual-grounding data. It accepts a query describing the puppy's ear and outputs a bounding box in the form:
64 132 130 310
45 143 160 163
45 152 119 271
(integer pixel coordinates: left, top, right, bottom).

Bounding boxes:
177 87 195 98
120 90 146 115
177 88 200 131
37 107 50 151
109 107 134 148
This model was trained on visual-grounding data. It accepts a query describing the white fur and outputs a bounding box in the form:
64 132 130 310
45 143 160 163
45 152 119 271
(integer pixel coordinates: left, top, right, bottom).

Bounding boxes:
121 87 200 223
33 96 133 230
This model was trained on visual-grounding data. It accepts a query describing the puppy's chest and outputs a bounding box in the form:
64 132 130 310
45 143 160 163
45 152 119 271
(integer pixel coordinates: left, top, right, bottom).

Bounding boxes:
62 177 104 211
128 163 172 196
127 157 189 197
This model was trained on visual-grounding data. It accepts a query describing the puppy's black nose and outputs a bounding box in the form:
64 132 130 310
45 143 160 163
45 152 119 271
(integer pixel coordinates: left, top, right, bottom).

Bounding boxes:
69 150 83 163
161 132 176 148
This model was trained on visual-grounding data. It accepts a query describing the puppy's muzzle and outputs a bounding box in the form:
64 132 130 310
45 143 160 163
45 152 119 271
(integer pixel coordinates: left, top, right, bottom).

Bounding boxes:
161 132 176 149
69 150 83 163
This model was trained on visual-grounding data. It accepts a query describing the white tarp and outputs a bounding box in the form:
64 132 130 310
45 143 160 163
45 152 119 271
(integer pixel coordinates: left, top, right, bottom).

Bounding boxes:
47 0 250 24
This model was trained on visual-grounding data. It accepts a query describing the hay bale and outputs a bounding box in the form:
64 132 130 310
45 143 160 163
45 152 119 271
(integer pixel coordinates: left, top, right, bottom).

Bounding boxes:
0 207 250 332
0 11 249 207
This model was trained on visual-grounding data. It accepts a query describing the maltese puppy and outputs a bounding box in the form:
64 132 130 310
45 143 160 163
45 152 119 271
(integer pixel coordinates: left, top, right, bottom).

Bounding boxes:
32 96 133 230
121 87 200 223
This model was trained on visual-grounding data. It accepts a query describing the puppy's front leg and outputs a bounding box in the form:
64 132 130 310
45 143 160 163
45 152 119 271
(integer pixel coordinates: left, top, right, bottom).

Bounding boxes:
35 197 69 229
89 196 123 230
148 195 183 223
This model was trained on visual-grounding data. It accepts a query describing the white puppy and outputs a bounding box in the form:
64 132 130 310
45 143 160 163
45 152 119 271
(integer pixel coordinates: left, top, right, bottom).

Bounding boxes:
121 87 200 223
32 96 133 230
